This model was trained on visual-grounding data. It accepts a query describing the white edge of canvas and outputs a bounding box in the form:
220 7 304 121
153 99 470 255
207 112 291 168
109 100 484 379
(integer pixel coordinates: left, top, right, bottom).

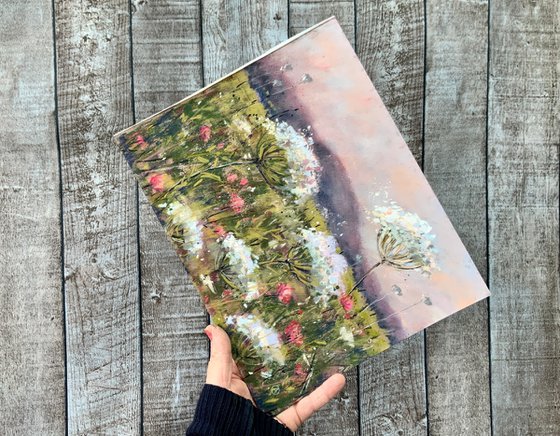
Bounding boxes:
114 16 337 138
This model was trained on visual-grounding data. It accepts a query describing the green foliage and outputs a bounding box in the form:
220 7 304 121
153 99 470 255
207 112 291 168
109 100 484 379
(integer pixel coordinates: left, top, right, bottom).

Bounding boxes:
120 69 390 413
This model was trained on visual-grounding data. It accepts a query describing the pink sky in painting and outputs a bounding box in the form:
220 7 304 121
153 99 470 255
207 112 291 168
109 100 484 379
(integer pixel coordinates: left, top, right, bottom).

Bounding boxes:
257 18 489 340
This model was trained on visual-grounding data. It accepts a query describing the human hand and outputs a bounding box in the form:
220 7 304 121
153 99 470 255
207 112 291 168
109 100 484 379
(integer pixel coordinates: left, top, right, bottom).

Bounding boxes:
204 324 346 432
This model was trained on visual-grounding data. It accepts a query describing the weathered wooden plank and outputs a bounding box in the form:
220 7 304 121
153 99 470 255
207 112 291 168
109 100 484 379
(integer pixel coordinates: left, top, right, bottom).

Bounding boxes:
0 2 65 434
201 0 288 84
130 1 207 434
356 0 425 164
131 0 203 117
355 1 428 434
287 4 359 436
289 0 355 44
488 1 560 434
423 1 491 434
54 1 140 434
298 374 360 436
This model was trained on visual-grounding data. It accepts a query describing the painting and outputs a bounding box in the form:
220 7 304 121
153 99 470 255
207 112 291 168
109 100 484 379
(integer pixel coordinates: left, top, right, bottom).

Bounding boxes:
114 17 490 413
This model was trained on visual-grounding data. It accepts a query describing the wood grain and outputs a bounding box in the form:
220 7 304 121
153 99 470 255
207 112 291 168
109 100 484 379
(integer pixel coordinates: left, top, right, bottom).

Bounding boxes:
287 4 360 436
289 0 355 44
355 1 428 434
201 0 288 84
423 0 491 434
54 1 140 434
2 1 560 434
0 2 65 434
488 1 560 434
130 1 208 434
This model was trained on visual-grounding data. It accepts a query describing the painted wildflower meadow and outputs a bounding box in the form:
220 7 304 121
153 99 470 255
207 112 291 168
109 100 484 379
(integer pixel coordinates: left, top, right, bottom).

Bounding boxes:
117 70 390 412
115 18 490 414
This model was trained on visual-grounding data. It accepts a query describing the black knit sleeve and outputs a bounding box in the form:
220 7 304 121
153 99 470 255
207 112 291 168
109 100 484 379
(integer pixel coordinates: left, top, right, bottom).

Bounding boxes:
186 384 294 436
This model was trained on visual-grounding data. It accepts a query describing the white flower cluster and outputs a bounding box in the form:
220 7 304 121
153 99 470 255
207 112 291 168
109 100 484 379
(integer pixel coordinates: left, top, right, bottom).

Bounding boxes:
369 202 437 275
244 281 261 301
264 119 320 203
222 233 258 276
165 201 204 256
299 228 350 305
339 326 355 347
226 314 285 365
221 233 261 300
230 115 254 139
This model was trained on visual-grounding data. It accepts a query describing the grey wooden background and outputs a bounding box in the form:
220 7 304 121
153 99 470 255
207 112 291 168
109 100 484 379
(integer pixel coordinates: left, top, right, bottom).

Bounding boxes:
1 0 558 435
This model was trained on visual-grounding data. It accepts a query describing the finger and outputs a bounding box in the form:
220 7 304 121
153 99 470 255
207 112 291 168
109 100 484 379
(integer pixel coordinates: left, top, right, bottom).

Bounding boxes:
205 325 233 388
276 373 346 431
231 359 242 377
230 355 255 403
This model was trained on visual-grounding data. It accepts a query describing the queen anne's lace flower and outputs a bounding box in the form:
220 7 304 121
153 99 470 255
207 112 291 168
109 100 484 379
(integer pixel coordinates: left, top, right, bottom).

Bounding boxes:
300 228 350 305
368 202 437 276
263 119 320 203
226 314 285 365
230 115 253 139
221 233 262 300
244 281 261 301
165 201 203 256
222 233 258 276
339 326 354 346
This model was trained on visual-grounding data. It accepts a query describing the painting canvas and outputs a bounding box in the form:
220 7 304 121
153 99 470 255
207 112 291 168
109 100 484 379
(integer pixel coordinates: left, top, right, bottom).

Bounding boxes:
114 17 490 413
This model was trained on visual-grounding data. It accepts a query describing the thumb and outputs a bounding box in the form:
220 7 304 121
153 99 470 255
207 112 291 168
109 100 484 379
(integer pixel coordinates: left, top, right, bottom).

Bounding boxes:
205 325 233 388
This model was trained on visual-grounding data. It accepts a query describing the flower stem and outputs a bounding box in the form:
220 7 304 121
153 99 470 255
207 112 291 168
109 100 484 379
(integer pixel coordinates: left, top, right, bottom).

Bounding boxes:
353 293 390 317
205 207 232 223
299 352 316 395
362 296 427 330
165 159 256 191
349 259 385 295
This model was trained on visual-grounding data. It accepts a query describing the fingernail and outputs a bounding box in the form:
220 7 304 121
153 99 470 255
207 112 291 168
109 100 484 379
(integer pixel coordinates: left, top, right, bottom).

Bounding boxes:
204 326 213 341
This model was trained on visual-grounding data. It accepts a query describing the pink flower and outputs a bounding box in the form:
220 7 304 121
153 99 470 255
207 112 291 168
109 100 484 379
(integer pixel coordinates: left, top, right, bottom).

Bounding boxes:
226 173 238 183
294 363 307 379
222 289 233 298
148 173 164 192
229 193 245 214
216 142 225 149
214 225 226 237
276 283 294 304
199 125 212 142
284 320 304 346
339 293 354 312
239 177 249 186
136 134 148 149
